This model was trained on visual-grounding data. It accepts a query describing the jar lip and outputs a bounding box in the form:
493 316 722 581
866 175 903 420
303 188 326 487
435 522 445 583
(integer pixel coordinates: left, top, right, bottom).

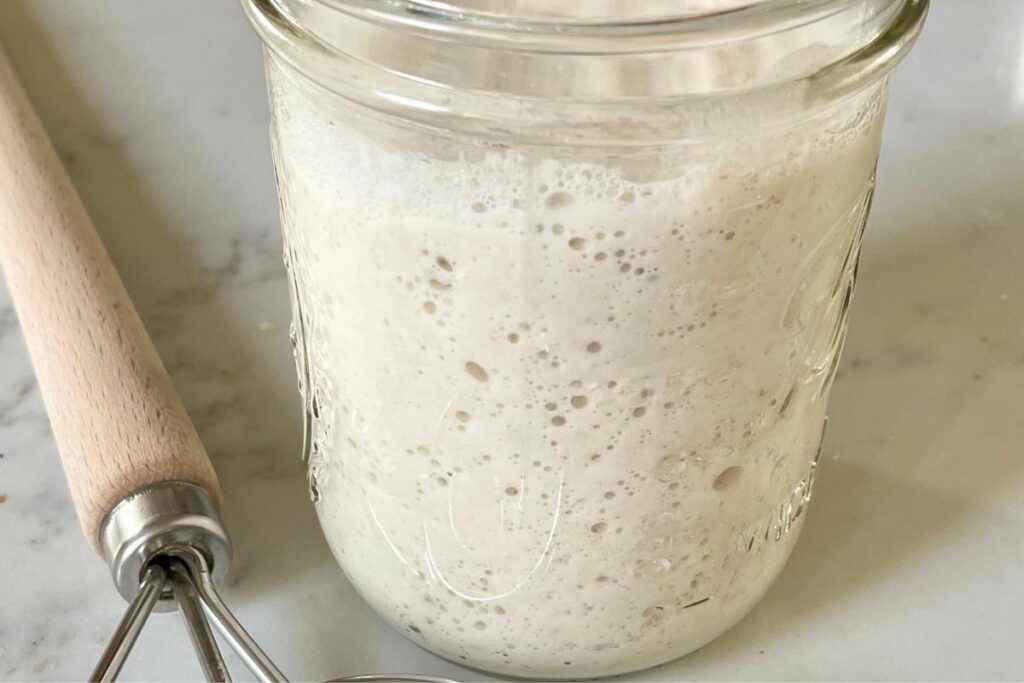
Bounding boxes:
244 0 928 145
311 0 898 53
367 0 809 26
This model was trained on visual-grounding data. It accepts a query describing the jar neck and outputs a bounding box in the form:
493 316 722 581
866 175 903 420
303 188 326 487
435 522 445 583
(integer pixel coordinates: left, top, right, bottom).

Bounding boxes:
243 0 927 145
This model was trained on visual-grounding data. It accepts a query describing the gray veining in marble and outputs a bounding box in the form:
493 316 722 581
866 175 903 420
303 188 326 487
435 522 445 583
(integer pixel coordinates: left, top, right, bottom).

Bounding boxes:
0 1 1022 680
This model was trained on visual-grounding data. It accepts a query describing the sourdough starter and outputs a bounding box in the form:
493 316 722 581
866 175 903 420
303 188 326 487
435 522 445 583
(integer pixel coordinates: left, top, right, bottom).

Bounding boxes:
267 51 887 677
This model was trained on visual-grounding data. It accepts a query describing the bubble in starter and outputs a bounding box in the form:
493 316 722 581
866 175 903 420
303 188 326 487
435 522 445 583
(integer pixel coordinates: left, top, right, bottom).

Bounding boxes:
654 453 689 483
641 606 665 627
465 361 489 382
545 191 573 209
635 535 672 553
643 511 681 536
713 466 744 491
637 558 672 579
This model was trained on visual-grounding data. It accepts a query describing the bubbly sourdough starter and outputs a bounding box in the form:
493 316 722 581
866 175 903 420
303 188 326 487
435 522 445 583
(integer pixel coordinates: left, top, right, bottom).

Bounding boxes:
268 57 887 677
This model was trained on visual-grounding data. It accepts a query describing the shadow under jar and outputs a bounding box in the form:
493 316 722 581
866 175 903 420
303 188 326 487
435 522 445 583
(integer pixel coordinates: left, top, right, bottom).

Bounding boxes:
243 0 927 678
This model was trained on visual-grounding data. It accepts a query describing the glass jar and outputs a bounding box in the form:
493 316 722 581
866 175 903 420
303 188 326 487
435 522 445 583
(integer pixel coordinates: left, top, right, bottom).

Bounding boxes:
243 0 927 678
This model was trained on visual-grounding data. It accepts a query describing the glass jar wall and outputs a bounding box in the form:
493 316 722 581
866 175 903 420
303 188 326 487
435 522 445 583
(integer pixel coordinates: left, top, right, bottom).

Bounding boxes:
244 0 927 677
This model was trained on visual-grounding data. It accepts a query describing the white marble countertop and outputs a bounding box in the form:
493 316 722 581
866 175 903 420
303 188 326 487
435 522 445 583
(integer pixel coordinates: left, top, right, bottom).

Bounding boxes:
0 2 1021 681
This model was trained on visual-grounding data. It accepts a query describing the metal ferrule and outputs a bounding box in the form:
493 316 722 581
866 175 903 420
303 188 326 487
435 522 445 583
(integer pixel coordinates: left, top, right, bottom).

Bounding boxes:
99 481 231 609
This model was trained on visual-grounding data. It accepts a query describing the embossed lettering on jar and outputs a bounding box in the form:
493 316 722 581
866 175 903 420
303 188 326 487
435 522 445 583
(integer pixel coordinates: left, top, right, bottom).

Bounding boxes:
243 0 928 678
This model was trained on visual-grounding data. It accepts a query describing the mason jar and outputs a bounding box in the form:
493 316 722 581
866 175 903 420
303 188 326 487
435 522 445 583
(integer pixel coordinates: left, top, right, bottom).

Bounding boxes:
242 0 927 678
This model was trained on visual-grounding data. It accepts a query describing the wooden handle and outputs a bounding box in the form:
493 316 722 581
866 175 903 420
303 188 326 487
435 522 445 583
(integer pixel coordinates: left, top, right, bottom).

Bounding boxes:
0 47 221 550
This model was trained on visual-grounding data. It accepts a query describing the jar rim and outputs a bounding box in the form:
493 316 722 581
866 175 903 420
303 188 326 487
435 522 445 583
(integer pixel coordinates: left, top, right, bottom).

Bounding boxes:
346 0 848 26
305 0 903 54
243 0 928 146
